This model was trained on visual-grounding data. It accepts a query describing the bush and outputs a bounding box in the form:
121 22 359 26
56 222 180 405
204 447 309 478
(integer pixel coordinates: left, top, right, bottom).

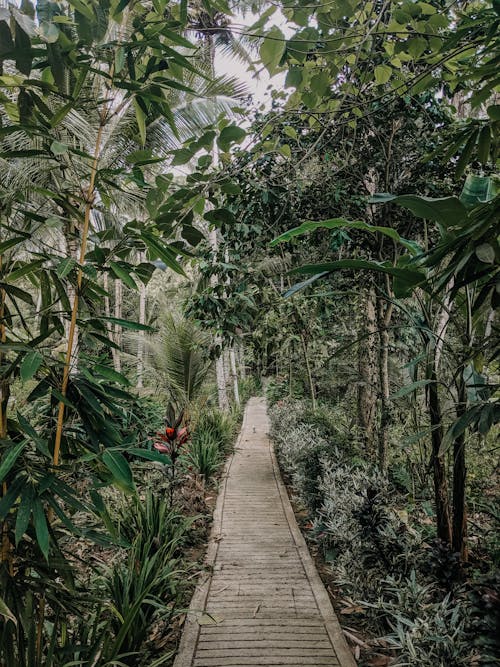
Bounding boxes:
193 408 236 453
269 398 479 665
186 430 222 483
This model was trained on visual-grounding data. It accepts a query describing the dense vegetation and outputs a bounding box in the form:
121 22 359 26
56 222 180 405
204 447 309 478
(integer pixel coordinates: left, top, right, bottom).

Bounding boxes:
0 0 498 665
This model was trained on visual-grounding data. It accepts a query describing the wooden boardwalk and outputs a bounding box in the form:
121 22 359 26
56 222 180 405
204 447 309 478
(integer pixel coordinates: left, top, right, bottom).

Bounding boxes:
174 397 356 667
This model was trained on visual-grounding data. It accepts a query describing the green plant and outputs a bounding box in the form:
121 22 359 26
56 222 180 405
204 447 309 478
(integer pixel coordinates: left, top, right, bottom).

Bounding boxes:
117 490 192 560
103 537 184 661
186 430 222 484
194 409 235 453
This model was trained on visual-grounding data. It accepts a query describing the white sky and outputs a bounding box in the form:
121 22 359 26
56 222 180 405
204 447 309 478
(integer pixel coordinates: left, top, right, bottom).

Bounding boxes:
214 8 290 110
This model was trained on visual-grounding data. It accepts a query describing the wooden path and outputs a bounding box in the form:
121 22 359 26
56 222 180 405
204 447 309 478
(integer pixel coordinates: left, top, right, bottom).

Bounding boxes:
174 397 356 667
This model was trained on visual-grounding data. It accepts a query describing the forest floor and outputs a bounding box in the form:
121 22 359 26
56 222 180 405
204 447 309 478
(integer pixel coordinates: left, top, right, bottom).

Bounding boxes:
174 397 356 667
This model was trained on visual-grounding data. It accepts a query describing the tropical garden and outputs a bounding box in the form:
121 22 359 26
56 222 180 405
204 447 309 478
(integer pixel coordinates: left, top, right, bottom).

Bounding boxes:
0 0 498 665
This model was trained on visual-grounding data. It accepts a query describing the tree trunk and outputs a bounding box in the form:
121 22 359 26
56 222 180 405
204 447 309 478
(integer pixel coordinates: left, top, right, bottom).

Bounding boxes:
357 286 378 457
113 279 122 373
452 372 468 559
427 360 453 545
229 346 240 406
64 223 79 375
299 332 316 410
137 260 147 389
103 272 119 370
376 293 393 472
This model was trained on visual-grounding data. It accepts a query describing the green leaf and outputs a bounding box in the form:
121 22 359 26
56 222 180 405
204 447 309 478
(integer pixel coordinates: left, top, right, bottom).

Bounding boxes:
0 441 27 483
0 597 17 626
140 232 186 277
56 257 76 279
94 364 131 386
284 272 330 297
15 486 33 546
272 217 421 255
0 237 26 254
217 125 246 152
109 261 138 290
487 104 500 120
391 379 432 399
128 448 172 465
477 126 491 165
374 64 392 85
133 97 147 146
38 21 59 43
33 498 49 560
369 193 468 229
475 243 495 264
102 450 135 493
50 140 68 155
20 350 43 381
291 260 427 292
260 26 286 75
283 126 298 140
99 316 153 332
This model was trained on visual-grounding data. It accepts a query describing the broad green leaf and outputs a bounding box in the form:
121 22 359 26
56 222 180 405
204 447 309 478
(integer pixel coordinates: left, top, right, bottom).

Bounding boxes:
50 140 68 155
56 257 76 279
102 450 135 493
0 441 27 483
0 597 16 626
284 272 330 298
38 21 59 43
109 261 138 290
140 232 186 277
477 125 491 164
20 350 43 381
33 498 49 560
291 260 427 294
217 125 246 152
128 448 172 465
369 193 468 228
283 126 298 140
487 104 500 120
272 218 421 255
260 26 286 75
0 237 26 254
15 486 33 545
99 316 153 332
391 379 432 399
133 97 147 146
374 64 392 85
94 364 131 386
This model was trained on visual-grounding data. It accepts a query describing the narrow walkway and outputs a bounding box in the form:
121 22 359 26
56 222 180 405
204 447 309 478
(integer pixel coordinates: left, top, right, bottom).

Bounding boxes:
174 397 356 667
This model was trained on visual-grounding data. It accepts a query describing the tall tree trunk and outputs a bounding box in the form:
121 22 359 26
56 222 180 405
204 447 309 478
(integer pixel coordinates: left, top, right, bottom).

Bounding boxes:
452 371 468 559
376 291 393 472
103 272 119 370
64 223 79 375
229 347 240 406
357 286 377 457
137 276 147 389
237 342 246 380
113 279 122 373
299 332 316 410
427 359 453 545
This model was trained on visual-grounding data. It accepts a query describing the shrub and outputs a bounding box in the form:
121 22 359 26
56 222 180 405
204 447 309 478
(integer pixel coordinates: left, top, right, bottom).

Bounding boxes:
193 408 236 453
186 430 222 483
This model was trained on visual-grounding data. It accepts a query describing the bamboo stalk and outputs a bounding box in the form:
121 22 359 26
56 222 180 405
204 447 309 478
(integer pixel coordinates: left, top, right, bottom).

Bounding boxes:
52 123 105 468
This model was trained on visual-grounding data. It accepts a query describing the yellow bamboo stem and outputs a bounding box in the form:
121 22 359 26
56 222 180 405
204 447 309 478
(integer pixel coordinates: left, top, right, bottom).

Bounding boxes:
52 122 105 468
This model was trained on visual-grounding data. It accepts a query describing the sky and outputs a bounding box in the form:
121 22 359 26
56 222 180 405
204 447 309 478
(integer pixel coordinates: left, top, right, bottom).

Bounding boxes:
213 8 289 109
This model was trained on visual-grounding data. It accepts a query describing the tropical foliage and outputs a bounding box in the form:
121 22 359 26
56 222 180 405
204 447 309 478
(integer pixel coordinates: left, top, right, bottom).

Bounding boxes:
0 0 498 664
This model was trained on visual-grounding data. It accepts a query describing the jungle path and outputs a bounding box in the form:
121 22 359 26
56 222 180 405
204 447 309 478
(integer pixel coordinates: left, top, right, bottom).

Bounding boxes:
174 397 356 667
